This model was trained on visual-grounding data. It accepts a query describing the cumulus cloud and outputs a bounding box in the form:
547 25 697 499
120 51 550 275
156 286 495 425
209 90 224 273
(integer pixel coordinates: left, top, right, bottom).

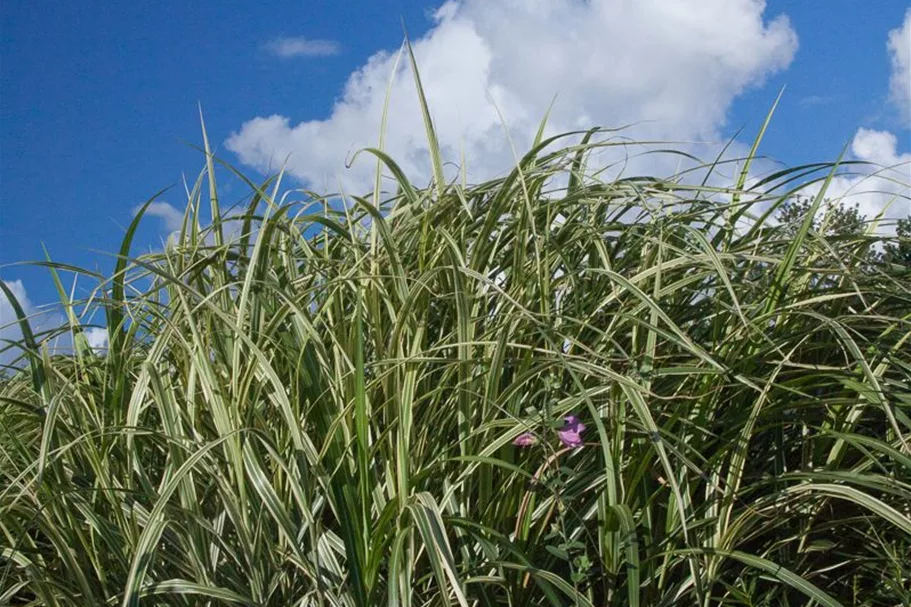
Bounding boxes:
84 327 109 353
0 280 65 368
851 128 908 168
134 199 252 253
801 128 910 230
2 280 112 368
136 201 185 233
228 0 798 194
1 280 35 354
801 11 911 231
887 9 911 122
264 36 341 59
1 280 37 368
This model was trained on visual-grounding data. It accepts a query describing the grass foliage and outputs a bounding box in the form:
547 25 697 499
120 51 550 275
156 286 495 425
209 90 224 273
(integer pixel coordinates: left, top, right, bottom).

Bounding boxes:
2 76 911 605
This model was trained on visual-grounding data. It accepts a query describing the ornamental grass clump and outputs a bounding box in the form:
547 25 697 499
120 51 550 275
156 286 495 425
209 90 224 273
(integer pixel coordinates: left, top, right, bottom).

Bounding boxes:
1 59 910 607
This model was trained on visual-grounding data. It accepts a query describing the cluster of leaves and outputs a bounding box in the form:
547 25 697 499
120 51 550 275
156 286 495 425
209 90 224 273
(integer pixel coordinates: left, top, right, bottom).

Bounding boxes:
1 82 910 606
777 196 911 269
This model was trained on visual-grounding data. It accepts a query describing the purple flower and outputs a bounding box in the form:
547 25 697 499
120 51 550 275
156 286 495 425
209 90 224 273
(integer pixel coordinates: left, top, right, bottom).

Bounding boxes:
558 414 586 448
513 432 537 447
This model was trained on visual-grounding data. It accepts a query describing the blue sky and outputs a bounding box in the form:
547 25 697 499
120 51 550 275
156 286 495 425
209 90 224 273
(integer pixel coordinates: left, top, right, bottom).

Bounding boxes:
1 0 909 326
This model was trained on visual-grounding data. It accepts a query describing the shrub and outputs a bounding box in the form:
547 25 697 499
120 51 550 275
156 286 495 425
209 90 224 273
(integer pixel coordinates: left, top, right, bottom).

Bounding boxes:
2 112 910 605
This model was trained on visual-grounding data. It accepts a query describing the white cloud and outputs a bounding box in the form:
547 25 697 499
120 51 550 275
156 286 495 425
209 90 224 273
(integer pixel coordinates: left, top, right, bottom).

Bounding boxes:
228 0 797 194
851 128 908 168
133 198 253 254
264 36 341 59
1 280 36 370
83 327 108 353
1 280 34 341
136 201 184 233
801 128 910 230
2 281 111 367
887 9 911 122
802 10 911 231
1 280 65 368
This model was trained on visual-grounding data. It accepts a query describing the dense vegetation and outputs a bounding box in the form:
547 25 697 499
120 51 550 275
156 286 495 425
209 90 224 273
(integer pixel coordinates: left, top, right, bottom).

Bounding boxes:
2 93 910 605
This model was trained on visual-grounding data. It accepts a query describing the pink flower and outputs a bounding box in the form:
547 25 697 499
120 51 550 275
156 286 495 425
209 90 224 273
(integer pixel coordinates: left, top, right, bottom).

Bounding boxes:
513 432 537 447
558 414 586 448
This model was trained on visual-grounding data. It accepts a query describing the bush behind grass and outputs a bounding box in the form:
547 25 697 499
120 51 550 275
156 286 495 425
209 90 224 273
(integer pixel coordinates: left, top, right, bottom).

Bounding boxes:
2 76 910 605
